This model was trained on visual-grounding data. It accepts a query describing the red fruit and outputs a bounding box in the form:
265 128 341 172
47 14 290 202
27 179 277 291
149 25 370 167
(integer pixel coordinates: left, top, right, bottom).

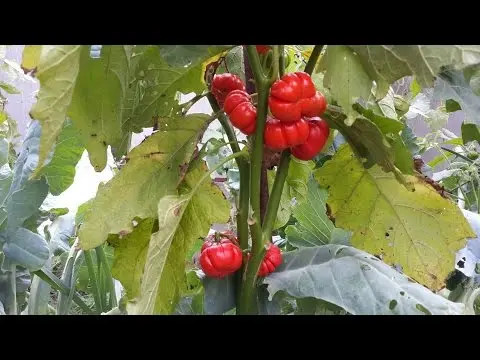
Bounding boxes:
268 71 327 122
199 232 243 278
264 116 310 151
211 73 246 107
258 244 283 277
256 45 271 54
223 90 257 135
291 117 330 161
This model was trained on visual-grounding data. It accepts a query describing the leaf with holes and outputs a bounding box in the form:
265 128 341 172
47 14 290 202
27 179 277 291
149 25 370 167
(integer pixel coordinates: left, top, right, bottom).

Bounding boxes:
29 45 82 175
67 46 133 171
349 45 480 99
314 145 475 290
126 159 230 315
285 177 350 248
77 114 208 250
263 245 466 315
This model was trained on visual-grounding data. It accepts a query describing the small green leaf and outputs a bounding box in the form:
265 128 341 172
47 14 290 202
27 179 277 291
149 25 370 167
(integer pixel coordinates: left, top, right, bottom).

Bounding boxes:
461 123 480 144
446 99 462 113
410 78 422 97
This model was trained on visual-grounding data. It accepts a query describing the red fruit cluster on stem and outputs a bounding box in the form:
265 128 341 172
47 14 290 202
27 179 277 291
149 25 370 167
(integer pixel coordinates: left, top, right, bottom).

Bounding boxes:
211 73 246 107
223 90 257 135
199 232 243 278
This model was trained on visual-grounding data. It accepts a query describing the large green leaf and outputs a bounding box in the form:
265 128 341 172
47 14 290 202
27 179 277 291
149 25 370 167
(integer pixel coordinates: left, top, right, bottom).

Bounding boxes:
29 45 82 175
110 218 155 298
268 157 315 230
40 119 84 195
77 114 208 250
319 46 372 123
131 46 224 129
263 245 466 315
285 177 351 248
202 275 236 315
314 145 475 290
127 160 230 315
2 228 50 271
349 45 480 99
433 69 480 125
68 46 133 171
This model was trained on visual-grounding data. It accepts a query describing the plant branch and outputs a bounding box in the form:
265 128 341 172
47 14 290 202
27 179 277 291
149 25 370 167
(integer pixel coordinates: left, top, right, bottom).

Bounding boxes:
84 250 103 314
304 45 324 75
7 263 17 315
262 150 291 240
238 46 279 315
279 45 286 77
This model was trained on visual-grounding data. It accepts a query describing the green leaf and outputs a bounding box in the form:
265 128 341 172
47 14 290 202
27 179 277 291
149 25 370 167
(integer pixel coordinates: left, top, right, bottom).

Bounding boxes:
376 87 398 120
203 275 235 315
349 45 480 99
40 119 84 195
127 160 230 315
446 99 462 113
78 114 208 250
132 45 225 129
285 177 350 248
320 46 372 122
158 45 231 67
314 145 475 290
352 103 404 134
263 245 466 315
110 218 155 299
296 298 347 315
0 82 19 94
29 45 82 175
268 158 315 230
461 123 480 144
410 78 422 97
401 123 420 156
68 46 133 172
2 228 50 271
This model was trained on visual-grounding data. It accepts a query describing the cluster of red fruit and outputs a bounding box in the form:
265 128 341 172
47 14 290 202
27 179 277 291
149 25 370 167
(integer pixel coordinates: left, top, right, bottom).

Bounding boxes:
211 71 330 161
199 231 282 278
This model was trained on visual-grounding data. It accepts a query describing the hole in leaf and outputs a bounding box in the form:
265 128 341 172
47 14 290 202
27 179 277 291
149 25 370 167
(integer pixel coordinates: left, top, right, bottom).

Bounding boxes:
457 259 465 269
400 291 405 296
389 300 397 310
415 304 432 315
385 232 390 238
336 248 346 256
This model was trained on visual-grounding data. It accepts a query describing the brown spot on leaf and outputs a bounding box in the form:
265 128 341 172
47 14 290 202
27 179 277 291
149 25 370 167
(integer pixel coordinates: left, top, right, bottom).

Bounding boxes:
174 206 181 216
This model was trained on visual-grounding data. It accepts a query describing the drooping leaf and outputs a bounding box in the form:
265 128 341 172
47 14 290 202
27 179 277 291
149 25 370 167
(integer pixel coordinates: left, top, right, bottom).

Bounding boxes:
132 46 225 129
68 46 133 171
2 228 50 271
110 218 155 299
21 45 42 72
40 119 84 195
349 45 480 99
158 45 231 68
263 245 466 315
127 160 230 315
203 275 235 315
461 123 480 144
285 177 350 248
29 45 82 175
78 114 208 250
320 46 372 123
314 145 475 290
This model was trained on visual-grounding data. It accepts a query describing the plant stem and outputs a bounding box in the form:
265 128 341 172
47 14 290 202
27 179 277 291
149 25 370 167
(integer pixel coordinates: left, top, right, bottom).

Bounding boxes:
84 250 103 314
96 245 118 309
440 146 474 164
304 45 324 75
279 45 286 77
182 93 207 115
95 249 107 311
7 263 17 315
237 45 277 315
262 150 291 240
33 269 94 314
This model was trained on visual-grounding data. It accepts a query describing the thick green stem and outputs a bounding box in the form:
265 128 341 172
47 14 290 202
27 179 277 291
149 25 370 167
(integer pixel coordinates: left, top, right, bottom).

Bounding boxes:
7 263 17 315
84 250 103 314
237 45 278 315
279 45 286 77
96 245 118 309
262 150 291 240
304 45 324 75
33 269 94 314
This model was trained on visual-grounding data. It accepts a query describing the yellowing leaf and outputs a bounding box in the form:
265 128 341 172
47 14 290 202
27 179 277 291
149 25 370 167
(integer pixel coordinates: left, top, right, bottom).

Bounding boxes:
21 45 42 72
77 114 208 250
314 145 475 290
29 45 82 175
127 160 230 315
